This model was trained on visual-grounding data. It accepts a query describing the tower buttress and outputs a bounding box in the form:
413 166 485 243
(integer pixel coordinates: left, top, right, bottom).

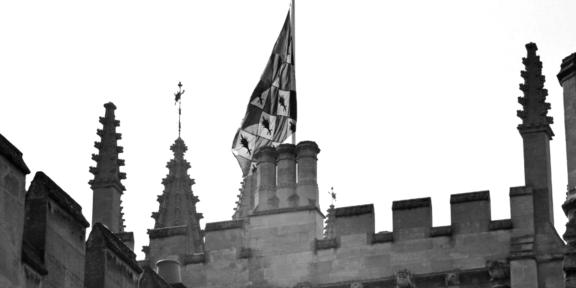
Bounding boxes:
558 51 576 287
517 43 554 229
89 102 126 233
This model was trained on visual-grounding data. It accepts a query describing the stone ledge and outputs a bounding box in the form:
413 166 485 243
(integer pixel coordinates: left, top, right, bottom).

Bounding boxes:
251 205 325 218
334 204 373 217
509 186 532 197
558 52 576 84
205 219 244 232
450 190 489 204
181 253 206 265
0 132 30 174
315 238 339 251
148 225 187 239
392 197 431 210
369 232 393 244
430 225 452 237
489 219 513 231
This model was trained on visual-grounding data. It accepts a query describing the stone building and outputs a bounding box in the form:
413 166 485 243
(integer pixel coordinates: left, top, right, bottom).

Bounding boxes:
1 43 576 287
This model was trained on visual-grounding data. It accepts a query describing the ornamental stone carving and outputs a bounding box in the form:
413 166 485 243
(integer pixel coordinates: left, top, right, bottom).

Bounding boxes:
350 282 363 288
445 272 460 286
486 260 510 288
395 269 415 288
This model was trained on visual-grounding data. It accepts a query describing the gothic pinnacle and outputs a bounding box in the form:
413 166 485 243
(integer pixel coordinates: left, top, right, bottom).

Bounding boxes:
517 42 554 138
89 102 126 191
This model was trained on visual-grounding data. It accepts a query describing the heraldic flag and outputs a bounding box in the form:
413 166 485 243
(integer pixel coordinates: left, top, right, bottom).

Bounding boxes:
232 10 296 176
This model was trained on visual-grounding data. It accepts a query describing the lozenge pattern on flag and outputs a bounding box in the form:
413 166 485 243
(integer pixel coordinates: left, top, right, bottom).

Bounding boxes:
232 12 296 176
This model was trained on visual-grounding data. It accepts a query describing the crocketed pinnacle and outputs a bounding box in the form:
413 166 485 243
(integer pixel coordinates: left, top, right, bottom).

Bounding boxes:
232 174 256 219
324 204 336 239
89 102 126 232
89 102 126 191
517 42 554 138
153 137 203 229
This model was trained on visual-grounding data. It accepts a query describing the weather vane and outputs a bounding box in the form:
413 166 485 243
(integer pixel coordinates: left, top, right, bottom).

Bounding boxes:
328 187 336 206
174 82 185 137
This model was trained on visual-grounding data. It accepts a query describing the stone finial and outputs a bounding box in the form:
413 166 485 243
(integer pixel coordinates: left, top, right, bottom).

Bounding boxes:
486 260 510 288
395 269 415 288
517 43 554 138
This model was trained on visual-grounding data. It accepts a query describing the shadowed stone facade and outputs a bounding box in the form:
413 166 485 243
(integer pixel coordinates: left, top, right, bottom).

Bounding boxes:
0 42 575 288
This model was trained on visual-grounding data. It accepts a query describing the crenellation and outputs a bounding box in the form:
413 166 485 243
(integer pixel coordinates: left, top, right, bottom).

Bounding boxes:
333 204 374 237
430 226 452 237
369 231 393 244
392 197 432 240
205 220 245 251
450 190 491 234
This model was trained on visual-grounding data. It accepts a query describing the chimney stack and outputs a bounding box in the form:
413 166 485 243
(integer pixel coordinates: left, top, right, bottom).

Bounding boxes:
255 146 278 210
277 144 297 208
296 141 320 207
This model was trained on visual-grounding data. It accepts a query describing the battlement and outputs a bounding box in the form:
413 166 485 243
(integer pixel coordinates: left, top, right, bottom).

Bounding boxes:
253 141 320 211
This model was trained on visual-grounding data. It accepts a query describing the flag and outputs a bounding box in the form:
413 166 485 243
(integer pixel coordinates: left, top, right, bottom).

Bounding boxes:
232 11 296 176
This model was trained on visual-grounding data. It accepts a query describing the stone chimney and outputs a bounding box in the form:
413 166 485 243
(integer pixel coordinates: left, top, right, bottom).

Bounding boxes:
255 146 278 210
276 143 297 208
296 141 320 207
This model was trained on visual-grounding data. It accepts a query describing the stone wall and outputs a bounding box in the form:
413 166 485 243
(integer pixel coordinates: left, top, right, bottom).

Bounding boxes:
0 153 27 288
179 187 564 288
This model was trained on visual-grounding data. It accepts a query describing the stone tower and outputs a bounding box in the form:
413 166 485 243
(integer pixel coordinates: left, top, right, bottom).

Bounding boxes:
558 50 576 287
145 137 204 267
89 102 134 249
517 43 555 229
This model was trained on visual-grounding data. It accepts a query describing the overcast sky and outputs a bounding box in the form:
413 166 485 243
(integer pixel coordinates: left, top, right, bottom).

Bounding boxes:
2 0 576 259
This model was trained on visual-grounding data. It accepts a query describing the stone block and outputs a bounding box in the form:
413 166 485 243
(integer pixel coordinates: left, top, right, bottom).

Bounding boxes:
334 204 374 237
392 198 431 240
450 191 491 234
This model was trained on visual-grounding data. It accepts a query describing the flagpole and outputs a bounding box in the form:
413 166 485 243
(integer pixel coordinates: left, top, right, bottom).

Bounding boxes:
291 0 297 145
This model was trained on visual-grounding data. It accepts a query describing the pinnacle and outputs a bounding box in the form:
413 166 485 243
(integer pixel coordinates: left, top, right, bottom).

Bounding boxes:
90 102 126 191
517 42 554 138
151 136 201 230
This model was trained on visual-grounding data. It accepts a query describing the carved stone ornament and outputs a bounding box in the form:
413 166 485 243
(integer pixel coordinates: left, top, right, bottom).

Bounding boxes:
445 272 460 286
486 260 510 288
350 282 363 288
395 269 415 288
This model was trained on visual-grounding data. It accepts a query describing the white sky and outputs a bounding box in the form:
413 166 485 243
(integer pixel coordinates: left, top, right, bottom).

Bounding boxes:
2 0 576 259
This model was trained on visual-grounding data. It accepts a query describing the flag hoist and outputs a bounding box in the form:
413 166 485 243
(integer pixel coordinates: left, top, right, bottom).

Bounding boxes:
231 2 297 176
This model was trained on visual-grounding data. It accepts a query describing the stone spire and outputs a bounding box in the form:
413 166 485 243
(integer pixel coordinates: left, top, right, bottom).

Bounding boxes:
89 102 126 233
153 137 203 234
516 43 555 229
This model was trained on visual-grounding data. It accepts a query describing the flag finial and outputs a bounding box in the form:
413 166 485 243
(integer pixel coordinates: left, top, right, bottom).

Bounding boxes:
174 82 185 137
